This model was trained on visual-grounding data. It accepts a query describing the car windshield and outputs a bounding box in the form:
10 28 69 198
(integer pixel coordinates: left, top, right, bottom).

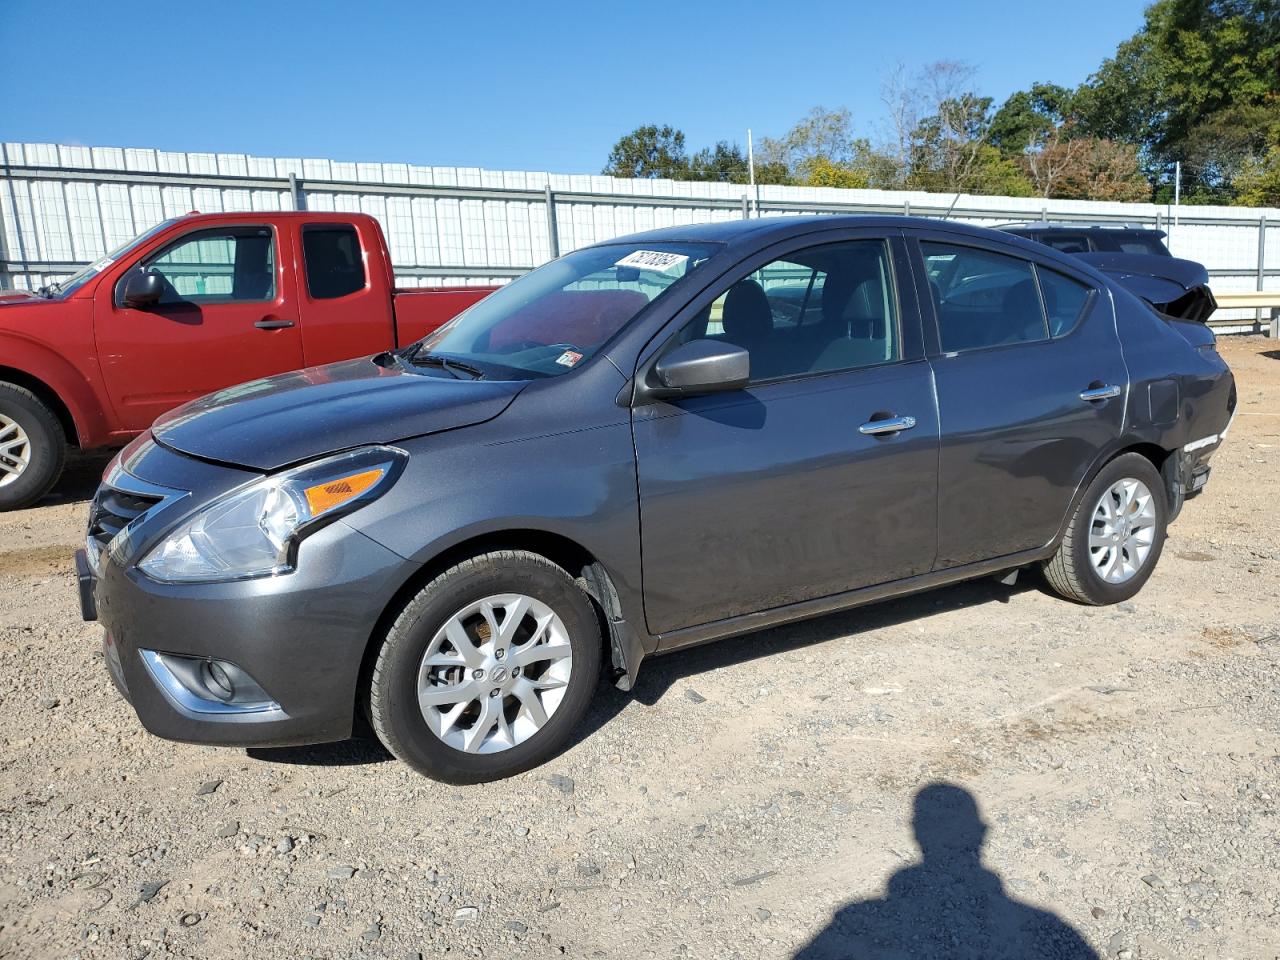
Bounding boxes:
47 219 179 298
412 241 719 379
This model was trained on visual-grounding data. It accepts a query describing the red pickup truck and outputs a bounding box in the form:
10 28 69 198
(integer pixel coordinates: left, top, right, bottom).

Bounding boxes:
0 212 496 510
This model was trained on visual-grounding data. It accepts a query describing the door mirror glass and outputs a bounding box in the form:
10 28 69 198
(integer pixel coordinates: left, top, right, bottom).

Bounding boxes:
121 270 165 309
645 339 750 401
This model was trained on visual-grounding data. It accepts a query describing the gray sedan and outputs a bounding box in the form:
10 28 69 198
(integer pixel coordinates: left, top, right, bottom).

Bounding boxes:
77 216 1236 782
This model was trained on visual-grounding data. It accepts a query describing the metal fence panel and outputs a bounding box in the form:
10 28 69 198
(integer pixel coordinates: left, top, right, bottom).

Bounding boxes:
3 140 1279 324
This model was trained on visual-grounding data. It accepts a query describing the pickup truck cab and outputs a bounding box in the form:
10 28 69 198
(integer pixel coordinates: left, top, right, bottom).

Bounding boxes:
0 212 494 509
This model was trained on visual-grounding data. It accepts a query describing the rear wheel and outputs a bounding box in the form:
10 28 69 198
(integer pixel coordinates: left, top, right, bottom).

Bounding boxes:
369 550 601 783
1043 452 1168 604
0 383 66 512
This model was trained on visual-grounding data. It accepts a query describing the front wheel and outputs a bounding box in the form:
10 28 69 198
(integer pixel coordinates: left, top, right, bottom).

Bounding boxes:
369 550 601 783
1043 452 1168 605
0 382 66 512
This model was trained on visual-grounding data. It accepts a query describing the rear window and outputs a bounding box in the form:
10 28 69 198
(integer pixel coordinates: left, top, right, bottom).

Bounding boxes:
1115 236 1170 256
1040 234 1091 254
303 225 366 299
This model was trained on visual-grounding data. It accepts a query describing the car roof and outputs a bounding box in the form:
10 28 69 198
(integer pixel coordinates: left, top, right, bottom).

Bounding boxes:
589 214 1100 277
595 214 1060 249
586 213 1116 293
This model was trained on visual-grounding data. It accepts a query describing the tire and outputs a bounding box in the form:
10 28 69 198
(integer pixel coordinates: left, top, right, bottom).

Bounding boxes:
370 550 601 783
0 382 66 512
1043 452 1168 605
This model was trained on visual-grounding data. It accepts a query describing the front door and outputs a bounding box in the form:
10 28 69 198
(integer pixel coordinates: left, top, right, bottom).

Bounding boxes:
633 234 939 636
95 224 303 432
910 233 1127 567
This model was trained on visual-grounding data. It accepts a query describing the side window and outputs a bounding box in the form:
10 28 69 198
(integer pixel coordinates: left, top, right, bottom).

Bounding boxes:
922 242 1048 353
687 240 898 381
303 225 367 299
1038 267 1094 337
1042 234 1090 254
140 228 275 304
1115 236 1170 256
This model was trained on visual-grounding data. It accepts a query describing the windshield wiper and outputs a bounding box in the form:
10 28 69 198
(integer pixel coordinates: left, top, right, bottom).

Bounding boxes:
411 352 485 380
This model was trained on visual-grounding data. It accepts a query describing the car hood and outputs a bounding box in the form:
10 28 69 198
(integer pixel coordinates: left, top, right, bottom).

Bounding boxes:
152 356 526 471
1076 252 1216 321
0 291 54 307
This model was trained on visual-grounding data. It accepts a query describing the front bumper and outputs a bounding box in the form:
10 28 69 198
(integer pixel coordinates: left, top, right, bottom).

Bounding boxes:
82 517 412 749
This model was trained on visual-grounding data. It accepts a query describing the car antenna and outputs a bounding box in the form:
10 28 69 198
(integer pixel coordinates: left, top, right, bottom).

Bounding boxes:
939 192 964 220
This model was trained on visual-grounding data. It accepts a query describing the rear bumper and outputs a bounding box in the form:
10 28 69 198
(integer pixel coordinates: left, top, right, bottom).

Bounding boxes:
84 521 413 748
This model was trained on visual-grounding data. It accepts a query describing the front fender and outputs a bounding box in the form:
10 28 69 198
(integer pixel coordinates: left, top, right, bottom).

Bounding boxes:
0 318 114 448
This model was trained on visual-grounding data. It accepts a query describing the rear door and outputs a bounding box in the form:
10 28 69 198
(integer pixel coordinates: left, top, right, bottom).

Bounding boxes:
908 230 1126 567
294 219 397 363
95 224 303 431
633 230 940 637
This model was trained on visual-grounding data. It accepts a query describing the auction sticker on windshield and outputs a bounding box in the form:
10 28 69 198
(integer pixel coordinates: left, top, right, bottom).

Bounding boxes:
615 250 689 273
555 350 584 368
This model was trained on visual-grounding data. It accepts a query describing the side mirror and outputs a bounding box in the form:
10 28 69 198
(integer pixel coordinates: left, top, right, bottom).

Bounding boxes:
640 339 750 402
122 270 165 309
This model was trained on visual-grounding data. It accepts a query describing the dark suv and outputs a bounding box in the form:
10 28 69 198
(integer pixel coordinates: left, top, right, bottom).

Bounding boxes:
997 222 1215 322
995 222 1171 257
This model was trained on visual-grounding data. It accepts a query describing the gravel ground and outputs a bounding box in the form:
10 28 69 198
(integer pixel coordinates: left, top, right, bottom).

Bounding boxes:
0 336 1277 960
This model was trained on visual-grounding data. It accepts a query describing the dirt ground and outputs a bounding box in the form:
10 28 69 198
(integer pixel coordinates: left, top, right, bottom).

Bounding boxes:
0 337 1277 960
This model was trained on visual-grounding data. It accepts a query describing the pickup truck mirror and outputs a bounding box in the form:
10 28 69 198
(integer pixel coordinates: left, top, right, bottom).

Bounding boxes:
122 270 165 309
640 339 750 402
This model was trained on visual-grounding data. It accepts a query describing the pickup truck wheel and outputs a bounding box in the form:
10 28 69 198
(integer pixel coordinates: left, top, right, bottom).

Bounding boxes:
0 383 66 512
369 550 602 783
1043 452 1168 605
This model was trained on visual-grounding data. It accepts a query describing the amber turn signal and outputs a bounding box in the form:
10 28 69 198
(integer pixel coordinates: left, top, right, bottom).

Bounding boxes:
302 468 386 516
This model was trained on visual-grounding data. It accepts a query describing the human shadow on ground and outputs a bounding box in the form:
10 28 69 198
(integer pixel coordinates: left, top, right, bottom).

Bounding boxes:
794 783 1100 960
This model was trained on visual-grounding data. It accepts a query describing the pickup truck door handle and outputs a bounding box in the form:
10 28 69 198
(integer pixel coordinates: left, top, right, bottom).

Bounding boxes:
1079 384 1122 402
858 415 917 436
254 317 295 330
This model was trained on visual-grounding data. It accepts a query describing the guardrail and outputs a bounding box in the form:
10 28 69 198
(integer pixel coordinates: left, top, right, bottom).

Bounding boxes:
1210 291 1280 337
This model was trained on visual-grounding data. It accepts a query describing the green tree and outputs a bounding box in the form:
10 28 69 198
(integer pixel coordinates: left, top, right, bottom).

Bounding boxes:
1234 145 1280 206
686 141 750 183
758 106 884 187
988 83 1077 157
804 156 870 189
1074 0 1280 194
602 125 690 180
908 93 1034 195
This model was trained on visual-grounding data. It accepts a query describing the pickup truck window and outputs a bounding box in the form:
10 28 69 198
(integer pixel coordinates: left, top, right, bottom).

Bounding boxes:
136 227 275 304
302 225 366 299
49 218 178 298
415 241 718 379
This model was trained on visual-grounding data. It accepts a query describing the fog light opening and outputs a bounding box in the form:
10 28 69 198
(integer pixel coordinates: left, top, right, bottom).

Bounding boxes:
200 659 236 702
140 650 283 719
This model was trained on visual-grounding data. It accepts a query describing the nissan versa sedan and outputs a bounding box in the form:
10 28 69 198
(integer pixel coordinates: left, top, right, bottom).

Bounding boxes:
77 216 1236 783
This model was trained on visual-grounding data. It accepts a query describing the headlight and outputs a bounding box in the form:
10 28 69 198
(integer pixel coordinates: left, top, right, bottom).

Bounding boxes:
138 446 406 584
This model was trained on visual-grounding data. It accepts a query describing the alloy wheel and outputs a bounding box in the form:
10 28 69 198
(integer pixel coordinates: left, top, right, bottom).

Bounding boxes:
0 414 31 488
1088 478 1157 584
416 594 573 754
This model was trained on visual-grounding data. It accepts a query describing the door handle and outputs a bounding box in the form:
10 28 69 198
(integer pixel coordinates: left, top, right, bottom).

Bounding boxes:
1079 384 1121 402
255 317 295 330
859 415 917 436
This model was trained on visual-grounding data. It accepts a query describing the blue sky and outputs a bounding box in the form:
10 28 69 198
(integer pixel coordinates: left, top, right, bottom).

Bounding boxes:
1 0 1148 174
